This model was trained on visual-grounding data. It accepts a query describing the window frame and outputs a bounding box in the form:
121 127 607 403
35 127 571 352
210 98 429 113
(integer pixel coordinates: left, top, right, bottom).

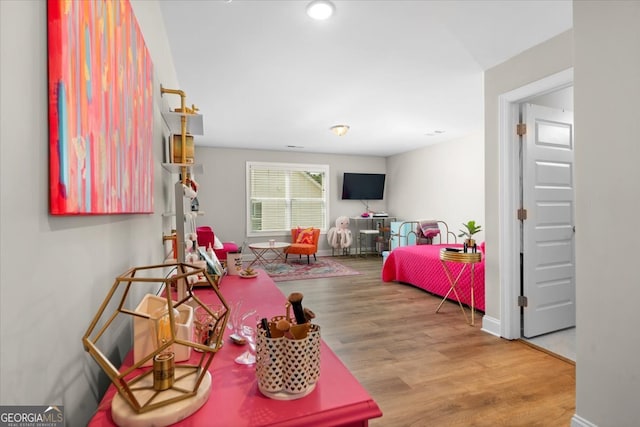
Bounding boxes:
245 161 330 238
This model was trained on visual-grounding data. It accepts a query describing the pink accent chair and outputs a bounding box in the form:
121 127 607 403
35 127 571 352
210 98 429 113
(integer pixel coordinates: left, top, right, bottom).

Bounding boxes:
196 226 238 261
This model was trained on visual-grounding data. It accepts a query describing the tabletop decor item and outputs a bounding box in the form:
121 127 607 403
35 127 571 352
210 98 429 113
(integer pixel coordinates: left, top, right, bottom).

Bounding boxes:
239 266 258 278
255 292 321 400
193 304 226 351
82 262 230 416
227 301 257 350
458 220 482 253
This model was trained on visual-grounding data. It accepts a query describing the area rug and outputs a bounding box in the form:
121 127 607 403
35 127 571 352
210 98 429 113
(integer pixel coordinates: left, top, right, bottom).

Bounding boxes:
259 257 360 282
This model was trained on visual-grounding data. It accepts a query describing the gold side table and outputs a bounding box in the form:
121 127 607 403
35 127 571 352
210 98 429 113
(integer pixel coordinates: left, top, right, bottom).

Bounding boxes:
437 249 482 326
248 242 291 268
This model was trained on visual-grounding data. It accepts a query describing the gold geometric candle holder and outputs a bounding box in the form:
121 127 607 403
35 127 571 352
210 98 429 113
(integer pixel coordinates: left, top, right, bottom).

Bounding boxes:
82 262 229 414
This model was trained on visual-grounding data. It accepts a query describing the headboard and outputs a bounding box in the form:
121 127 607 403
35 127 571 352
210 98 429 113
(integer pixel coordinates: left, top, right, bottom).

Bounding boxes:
388 220 457 249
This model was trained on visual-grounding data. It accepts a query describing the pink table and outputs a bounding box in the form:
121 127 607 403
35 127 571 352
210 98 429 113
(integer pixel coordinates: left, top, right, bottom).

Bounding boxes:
88 271 382 426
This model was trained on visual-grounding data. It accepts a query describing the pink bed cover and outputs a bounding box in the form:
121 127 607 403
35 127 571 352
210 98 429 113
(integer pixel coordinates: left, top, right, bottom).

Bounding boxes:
381 244 485 312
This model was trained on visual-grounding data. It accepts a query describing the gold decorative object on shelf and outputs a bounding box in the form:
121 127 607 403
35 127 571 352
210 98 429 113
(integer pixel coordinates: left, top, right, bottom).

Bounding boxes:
82 262 229 414
160 85 201 184
172 134 194 164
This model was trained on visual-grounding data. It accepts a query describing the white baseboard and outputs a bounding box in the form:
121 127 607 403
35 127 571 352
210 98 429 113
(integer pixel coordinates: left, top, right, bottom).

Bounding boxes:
319 249 345 257
481 315 501 337
571 414 598 427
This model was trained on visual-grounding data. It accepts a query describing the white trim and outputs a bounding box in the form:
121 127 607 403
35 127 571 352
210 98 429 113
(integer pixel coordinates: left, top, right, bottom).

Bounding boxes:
497 99 522 340
245 161 331 237
571 414 598 427
498 68 574 340
481 315 501 337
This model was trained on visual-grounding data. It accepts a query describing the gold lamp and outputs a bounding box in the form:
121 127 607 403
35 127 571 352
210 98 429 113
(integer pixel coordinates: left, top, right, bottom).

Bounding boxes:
330 125 350 136
82 262 229 415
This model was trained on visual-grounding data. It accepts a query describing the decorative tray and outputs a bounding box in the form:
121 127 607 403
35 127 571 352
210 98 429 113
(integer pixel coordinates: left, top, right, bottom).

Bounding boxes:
239 271 258 279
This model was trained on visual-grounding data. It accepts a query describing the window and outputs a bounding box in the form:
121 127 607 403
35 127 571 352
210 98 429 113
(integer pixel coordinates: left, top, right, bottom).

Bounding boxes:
246 162 329 236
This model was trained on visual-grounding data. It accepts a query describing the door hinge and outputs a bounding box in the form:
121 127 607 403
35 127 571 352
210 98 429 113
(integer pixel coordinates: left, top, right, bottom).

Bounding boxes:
518 295 528 307
517 208 527 221
516 123 526 136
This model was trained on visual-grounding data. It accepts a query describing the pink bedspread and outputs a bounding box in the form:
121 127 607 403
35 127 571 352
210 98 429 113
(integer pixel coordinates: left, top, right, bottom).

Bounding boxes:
381 244 485 312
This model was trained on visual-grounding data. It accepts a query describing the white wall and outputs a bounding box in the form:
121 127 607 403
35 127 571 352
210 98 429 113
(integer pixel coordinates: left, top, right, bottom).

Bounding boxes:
386 131 485 242
0 1 177 424
194 147 387 253
573 2 640 425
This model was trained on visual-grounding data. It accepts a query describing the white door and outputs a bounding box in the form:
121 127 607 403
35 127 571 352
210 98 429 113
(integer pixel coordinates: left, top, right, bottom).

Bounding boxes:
521 103 575 338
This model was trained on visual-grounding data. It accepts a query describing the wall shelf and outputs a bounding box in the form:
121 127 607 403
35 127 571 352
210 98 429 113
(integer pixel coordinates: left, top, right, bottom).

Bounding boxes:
162 211 205 217
161 163 204 175
161 111 204 135
160 86 204 269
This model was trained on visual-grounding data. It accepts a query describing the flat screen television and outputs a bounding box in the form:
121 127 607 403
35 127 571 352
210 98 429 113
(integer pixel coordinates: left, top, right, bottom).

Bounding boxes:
341 173 386 200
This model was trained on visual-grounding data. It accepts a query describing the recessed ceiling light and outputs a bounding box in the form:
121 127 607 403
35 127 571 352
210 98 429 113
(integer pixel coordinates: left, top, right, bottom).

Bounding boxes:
306 0 335 20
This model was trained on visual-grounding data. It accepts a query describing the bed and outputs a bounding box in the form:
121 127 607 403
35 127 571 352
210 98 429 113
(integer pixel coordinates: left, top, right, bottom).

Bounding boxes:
381 220 485 312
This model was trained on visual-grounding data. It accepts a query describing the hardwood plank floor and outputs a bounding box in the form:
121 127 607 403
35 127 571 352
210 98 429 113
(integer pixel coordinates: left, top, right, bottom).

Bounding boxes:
275 255 575 427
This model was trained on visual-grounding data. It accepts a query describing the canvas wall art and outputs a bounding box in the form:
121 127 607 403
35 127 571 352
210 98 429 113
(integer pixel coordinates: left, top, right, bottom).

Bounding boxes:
47 0 154 214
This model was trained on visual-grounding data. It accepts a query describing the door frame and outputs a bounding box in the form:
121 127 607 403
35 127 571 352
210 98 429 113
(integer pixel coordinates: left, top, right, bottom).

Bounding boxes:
498 68 573 340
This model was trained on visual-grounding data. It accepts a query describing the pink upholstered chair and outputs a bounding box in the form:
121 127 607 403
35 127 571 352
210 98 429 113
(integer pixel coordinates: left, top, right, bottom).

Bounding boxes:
196 226 238 261
285 228 320 264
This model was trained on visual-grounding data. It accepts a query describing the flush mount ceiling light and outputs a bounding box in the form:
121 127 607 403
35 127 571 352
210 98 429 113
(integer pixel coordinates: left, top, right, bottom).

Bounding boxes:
425 130 446 136
307 0 335 20
330 125 350 136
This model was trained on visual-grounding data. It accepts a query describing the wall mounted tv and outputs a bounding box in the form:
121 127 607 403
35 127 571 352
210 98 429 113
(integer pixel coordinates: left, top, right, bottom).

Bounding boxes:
341 173 386 200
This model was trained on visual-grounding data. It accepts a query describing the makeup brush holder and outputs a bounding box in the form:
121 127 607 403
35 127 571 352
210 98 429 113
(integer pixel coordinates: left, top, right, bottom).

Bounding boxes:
256 322 321 400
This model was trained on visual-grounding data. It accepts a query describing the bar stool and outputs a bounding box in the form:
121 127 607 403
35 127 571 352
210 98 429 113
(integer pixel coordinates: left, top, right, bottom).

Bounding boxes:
359 229 380 256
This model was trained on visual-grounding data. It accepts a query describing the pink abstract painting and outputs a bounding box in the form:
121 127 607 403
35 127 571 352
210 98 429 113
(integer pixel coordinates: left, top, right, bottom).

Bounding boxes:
47 0 154 215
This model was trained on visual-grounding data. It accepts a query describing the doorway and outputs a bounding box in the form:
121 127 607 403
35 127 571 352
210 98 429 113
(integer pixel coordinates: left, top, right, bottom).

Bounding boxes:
498 69 575 361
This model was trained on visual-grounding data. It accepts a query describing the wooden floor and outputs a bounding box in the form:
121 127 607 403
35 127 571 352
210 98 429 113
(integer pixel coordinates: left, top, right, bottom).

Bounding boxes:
275 255 575 427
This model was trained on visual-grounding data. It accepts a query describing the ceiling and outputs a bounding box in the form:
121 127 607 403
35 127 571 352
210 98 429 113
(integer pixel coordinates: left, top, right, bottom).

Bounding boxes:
158 0 572 157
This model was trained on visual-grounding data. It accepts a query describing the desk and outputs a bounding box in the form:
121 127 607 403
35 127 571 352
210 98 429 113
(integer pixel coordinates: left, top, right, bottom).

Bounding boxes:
437 249 482 326
88 272 382 426
248 242 290 268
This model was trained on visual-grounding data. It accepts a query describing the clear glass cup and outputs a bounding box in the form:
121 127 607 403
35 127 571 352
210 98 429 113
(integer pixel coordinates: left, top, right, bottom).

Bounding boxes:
234 323 257 365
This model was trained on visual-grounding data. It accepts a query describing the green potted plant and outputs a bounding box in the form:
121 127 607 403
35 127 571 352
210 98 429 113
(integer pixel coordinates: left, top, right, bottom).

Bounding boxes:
458 220 482 253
